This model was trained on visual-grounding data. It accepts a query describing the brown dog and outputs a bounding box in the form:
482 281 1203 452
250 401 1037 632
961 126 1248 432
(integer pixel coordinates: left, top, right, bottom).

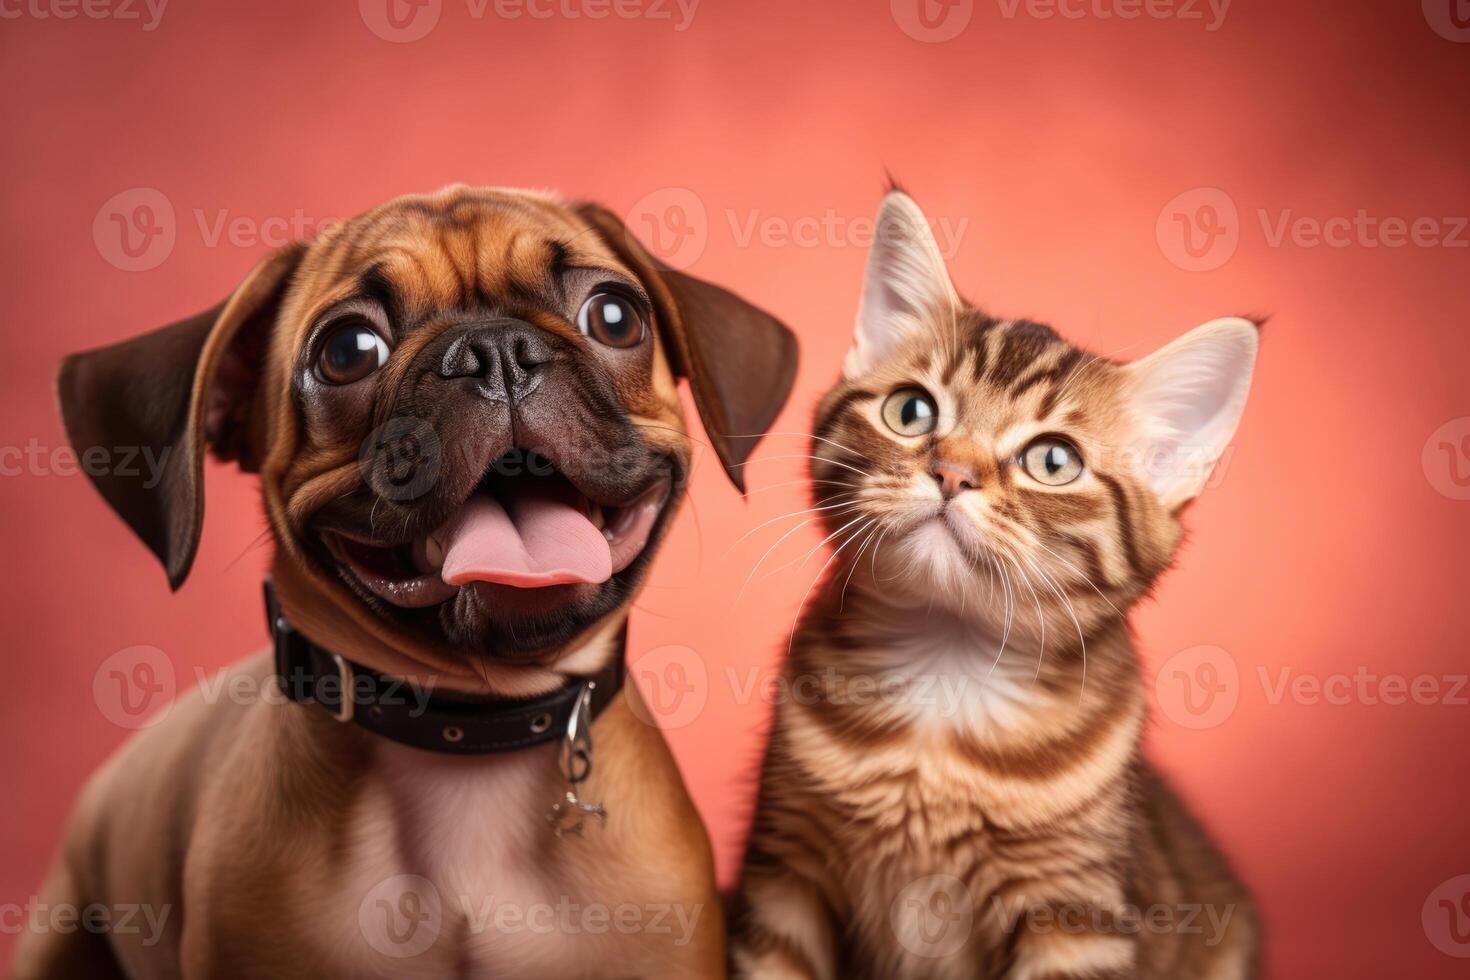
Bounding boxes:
16 185 797 979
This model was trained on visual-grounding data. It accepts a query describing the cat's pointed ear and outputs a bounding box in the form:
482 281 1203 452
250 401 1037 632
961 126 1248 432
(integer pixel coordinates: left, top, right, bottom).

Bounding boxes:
844 190 959 378
1125 317 1260 509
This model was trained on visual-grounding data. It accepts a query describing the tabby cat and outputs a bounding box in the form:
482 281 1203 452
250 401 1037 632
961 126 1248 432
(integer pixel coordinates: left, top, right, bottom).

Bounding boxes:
732 190 1259 980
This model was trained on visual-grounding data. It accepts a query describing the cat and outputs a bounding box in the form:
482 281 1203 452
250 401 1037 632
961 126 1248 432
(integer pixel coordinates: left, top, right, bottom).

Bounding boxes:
731 189 1259 980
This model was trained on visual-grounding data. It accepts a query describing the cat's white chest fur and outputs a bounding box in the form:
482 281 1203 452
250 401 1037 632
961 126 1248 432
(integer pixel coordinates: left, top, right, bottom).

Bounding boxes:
873 622 1051 735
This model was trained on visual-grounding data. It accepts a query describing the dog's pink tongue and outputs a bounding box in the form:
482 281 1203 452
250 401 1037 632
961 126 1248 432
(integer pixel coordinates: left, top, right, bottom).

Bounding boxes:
437 482 611 589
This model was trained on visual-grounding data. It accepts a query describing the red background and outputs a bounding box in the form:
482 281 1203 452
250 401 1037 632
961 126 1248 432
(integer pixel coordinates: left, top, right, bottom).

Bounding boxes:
2 0 1468 975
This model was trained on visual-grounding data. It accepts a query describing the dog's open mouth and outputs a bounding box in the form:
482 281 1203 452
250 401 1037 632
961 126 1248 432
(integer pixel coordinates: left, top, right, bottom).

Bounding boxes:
321 461 673 610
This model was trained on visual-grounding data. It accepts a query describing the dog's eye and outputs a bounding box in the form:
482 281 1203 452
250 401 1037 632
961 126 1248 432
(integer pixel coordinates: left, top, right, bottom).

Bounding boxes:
1020 436 1084 486
881 387 938 437
578 292 646 349
316 322 389 385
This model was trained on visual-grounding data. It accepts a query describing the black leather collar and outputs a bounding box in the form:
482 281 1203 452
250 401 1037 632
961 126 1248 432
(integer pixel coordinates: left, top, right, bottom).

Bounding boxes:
265 581 625 755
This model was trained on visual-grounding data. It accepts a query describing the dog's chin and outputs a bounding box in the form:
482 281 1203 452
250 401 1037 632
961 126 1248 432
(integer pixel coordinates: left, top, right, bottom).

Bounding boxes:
314 464 675 662
439 576 637 659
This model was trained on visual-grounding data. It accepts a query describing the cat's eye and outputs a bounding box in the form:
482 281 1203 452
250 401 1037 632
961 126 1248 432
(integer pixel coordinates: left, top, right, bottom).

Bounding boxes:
881 388 938 437
578 291 646 349
1020 437 1084 486
316 322 390 385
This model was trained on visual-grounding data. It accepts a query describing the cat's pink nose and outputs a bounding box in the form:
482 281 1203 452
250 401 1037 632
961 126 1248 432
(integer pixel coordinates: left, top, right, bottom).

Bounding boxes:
930 461 978 498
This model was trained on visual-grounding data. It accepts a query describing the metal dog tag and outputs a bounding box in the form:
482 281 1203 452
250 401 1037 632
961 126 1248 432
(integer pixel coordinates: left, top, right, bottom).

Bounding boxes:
546 681 607 837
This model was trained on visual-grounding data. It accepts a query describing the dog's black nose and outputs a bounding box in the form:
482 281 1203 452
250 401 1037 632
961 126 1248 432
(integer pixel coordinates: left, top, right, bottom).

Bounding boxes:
438 318 554 401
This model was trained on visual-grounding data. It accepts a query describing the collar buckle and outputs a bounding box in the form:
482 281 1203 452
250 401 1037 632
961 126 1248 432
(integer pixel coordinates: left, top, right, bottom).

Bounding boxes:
327 653 354 723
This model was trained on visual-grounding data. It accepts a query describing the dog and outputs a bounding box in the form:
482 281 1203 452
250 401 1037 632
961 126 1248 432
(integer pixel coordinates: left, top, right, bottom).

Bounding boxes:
15 185 797 979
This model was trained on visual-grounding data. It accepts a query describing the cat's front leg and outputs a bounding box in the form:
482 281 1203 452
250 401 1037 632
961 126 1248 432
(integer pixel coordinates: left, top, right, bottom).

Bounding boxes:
730 866 839 980
1000 898 1140 980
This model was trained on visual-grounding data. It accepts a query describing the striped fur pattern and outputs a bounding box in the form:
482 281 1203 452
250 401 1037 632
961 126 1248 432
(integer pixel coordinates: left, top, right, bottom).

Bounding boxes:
732 191 1259 980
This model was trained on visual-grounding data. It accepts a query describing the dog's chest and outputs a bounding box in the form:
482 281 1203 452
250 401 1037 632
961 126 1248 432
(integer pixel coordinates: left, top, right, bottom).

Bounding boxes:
325 741 624 979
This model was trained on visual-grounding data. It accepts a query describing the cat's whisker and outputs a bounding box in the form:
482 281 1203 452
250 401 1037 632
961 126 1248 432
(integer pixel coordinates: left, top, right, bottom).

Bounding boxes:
1031 539 1126 620
737 516 823 602
718 430 869 461
839 522 881 613
769 514 870 580
1032 559 1089 703
946 298 962 368
986 554 1017 682
741 478 857 497
726 496 863 551
955 547 972 622
997 545 1048 684
1046 342 1135 418
224 527 277 572
1047 353 1104 410
733 453 871 480
1013 547 1085 692
786 516 876 659
736 501 867 602
867 525 890 582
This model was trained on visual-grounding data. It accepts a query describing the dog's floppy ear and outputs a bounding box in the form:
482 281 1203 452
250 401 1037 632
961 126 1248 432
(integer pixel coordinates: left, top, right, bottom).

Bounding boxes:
575 202 798 492
56 244 305 590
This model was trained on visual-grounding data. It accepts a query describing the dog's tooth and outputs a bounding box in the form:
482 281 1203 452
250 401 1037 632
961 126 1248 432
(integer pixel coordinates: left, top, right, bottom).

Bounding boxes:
590 506 605 531
424 535 444 570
